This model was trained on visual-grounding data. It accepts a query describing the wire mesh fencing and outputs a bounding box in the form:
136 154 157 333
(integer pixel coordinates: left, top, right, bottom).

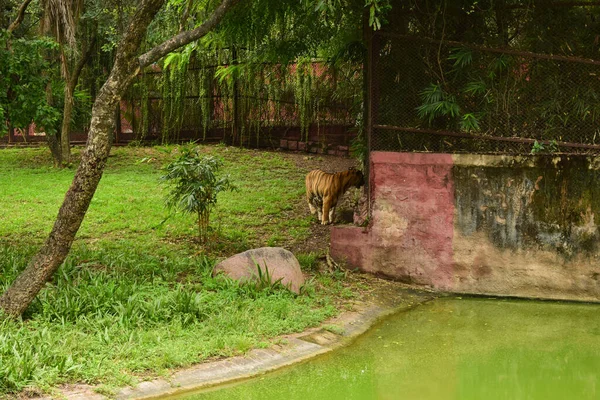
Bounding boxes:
370 32 600 155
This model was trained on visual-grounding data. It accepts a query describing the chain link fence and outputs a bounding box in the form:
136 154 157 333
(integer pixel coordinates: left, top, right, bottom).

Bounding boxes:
370 32 600 155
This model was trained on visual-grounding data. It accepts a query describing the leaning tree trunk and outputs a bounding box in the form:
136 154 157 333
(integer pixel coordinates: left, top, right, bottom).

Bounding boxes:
0 0 242 317
0 0 166 317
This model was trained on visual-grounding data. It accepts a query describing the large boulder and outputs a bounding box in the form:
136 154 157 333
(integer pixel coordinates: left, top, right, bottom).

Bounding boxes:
213 247 305 293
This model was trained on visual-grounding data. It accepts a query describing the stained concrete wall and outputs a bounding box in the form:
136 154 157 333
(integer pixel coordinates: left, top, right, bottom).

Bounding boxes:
331 152 600 301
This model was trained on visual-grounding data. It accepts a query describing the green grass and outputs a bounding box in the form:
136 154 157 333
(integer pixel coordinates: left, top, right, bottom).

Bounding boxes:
0 145 311 253
297 252 320 272
0 145 354 395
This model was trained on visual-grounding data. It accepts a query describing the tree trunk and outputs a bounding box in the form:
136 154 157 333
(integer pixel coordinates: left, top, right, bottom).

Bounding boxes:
7 0 33 34
44 79 62 167
0 0 243 317
47 133 62 167
0 0 166 317
60 86 74 164
7 122 13 144
59 36 96 166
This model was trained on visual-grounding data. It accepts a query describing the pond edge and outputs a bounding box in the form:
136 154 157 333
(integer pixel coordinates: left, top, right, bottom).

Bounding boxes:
45 286 435 400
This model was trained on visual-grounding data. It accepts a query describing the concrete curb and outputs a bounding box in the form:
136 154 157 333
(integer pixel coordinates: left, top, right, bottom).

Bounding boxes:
44 287 435 400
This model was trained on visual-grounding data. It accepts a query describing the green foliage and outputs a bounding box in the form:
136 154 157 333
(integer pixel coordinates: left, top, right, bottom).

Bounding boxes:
130 47 359 148
0 31 61 135
297 252 320 272
215 64 245 86
531 140 559 155
71 88 93 132
376 1 600 152
460 113 480 133
449 47 473 69
161 146 236 242
350 109 368 168
416 83 460 125
126 0 365 149
365 0 391 31
462 80 487 97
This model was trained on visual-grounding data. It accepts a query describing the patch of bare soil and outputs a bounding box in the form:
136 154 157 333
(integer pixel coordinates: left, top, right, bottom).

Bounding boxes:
276 151 362 256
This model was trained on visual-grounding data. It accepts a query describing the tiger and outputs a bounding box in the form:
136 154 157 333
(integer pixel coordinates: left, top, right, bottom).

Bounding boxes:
305 167 365 225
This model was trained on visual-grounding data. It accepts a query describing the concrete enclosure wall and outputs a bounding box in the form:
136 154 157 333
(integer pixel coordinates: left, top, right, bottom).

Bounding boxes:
331 152 600 302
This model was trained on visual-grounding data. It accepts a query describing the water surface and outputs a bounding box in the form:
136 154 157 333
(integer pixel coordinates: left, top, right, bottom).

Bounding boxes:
174 298 600 400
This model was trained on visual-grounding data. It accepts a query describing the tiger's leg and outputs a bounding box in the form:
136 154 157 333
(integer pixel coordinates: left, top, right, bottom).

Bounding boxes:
307 197 317 215
306 190 316 215
321 197 332 225
312 195 323 222
328 196 341 223
328 206 336 224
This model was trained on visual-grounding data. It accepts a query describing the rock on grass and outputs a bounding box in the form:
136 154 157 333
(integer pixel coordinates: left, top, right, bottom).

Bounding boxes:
213 247 305 293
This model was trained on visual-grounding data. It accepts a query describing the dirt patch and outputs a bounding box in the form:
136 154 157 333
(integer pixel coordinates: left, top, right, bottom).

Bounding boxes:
278 151 362 256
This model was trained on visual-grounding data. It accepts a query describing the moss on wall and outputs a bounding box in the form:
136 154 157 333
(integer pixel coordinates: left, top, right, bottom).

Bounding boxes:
453 155 600 258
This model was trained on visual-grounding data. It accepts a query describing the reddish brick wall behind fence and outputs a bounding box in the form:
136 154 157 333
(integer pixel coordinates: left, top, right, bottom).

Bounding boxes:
1 124 355 156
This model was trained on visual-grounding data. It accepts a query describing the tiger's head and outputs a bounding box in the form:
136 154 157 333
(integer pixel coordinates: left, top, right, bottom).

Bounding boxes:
345 167 365 189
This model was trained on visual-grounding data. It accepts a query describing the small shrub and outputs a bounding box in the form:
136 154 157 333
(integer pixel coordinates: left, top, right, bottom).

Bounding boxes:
161 146 235 242
531 139 559 154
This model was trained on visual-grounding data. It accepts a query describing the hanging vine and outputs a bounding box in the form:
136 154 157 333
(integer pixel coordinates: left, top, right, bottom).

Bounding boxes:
137 42 359 148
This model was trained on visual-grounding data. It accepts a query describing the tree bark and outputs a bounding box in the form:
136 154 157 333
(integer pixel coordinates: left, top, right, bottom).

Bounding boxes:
47 132 62 167
0 0 243 317
138 0 241 68
7 0 34 34
60 75 74 164
44 78 63 167
59 36 96 166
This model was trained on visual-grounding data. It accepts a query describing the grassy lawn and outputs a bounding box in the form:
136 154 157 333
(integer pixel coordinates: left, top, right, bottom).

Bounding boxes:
0 145 359 396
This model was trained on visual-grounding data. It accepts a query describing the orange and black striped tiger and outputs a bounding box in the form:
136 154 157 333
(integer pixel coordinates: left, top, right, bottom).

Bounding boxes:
305 167 364 225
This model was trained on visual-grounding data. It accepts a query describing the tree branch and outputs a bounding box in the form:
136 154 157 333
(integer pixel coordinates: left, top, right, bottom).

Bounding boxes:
7 0 34 33
138 0 242 68
69 34 97 91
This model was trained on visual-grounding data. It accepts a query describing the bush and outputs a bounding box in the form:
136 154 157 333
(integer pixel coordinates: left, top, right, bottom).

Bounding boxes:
161 146 235 242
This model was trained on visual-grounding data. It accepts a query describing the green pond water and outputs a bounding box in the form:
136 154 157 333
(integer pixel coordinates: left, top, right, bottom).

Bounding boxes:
173 298 600 400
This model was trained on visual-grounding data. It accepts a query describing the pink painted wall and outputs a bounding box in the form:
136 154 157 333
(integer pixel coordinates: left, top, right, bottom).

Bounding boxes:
330 152 600 302
331 152 455 288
